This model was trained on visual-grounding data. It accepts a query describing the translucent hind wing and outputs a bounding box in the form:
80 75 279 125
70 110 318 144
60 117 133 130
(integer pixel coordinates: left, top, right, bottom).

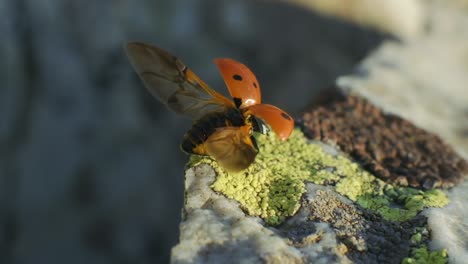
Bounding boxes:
126 42 234 119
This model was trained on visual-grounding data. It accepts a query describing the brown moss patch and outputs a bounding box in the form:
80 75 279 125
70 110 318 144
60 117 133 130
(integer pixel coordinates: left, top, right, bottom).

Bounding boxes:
300 87 468 189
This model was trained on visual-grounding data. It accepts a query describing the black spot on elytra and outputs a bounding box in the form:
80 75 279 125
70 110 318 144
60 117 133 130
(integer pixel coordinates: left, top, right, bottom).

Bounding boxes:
233 74 243 81
281 112 292 120
233 97 243 108
253 82 258 88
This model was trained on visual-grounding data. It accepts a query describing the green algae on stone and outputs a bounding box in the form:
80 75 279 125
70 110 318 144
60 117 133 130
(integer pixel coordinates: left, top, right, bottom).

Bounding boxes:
402 246 448 264
355 186 449 222
410 232 422 244
401 226 449 264
187 129 449 225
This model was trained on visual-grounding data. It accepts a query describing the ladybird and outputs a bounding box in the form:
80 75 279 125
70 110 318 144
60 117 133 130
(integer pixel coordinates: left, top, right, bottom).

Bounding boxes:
126 42 294 172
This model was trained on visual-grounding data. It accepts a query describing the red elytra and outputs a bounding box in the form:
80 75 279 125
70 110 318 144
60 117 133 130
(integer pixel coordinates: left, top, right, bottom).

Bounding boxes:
215 58 293 141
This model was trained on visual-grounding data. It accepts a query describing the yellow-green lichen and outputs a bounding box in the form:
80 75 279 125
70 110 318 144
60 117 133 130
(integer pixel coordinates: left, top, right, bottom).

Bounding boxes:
187 129 449 225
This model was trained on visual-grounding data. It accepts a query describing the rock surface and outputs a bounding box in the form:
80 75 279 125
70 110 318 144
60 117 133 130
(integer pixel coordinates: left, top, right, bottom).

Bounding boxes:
335 3 468 262
425 181 468 263
172 164 307 264
283 0 424 38
173 1 468 263
172 129 451 263
301 187 427 263
173 164 432 264
301 88 468 189
337 3 468 160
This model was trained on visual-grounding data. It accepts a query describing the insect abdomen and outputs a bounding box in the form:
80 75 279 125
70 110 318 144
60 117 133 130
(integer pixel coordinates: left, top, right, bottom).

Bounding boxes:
180 108 245 155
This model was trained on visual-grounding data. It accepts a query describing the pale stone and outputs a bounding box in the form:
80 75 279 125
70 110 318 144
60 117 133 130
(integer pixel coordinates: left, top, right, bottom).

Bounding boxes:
337 1 468 262
282 0 425 38
337 2 468 159
171 164 306 264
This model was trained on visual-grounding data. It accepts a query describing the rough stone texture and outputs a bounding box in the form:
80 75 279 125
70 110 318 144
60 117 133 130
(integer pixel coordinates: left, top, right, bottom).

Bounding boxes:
303 186 426 264
172 126 450 263
334 1 468 263
337 2 468 161
301 88 468 189
424 180 468 263
173 1 468 263
173 164 433 264
172 164 308 264
189 128 449 227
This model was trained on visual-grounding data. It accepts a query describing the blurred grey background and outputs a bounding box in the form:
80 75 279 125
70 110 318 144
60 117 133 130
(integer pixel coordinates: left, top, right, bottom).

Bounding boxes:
0 0 388 263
